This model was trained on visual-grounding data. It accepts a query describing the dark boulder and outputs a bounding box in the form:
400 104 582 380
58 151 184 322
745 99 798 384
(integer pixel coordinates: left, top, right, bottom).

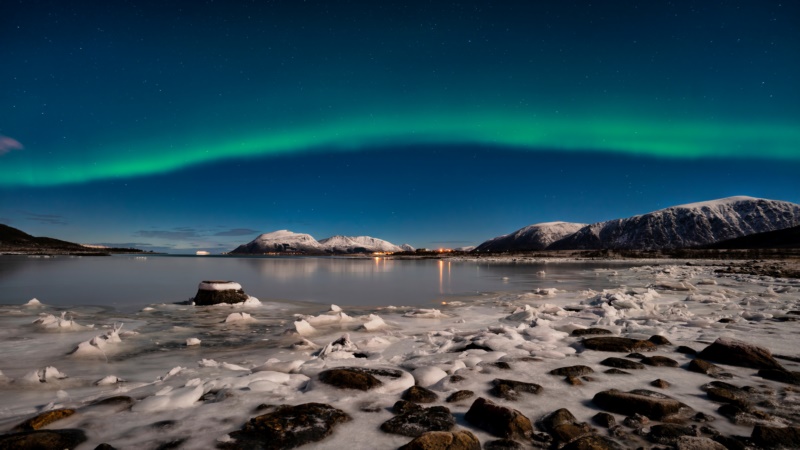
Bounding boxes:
403 385 439 403
751 425 800 449
592 389 691 420
641 356 679 367
193 280 249 305
647 424 699 445
560 435 622 450
489 378 542 401
571 328 613 337
582 337 656 353
398 430 481 450
12 408 76 432
381 404 456 437
600 357 645 370
464 397 533 440
698 338 783 370
676 346 698 355
445 390 474 403
758 368 800 385
687 359 720 376
318 367 403 390
0 429 87 450
675 436 727 450
603 369 630 375
225 403 350 449
483 439 524 450
650 379 671 389
538 408 592 444
549 365 594 377
648 335 672 345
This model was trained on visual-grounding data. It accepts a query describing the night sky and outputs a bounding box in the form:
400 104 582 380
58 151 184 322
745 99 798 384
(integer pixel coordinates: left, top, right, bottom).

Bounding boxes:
1 1 798 253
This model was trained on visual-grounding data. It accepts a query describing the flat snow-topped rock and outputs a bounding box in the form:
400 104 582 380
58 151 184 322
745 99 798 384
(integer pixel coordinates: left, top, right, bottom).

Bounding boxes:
194 280 249 305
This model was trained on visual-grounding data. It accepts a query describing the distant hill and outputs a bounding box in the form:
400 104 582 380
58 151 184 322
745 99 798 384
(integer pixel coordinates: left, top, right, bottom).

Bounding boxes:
703 224 800 249
475 222 586 252
0 224 144 255
230 230 404 254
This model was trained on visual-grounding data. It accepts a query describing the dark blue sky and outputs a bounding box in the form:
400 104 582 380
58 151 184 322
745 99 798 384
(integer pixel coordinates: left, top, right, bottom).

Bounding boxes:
1 1 798 252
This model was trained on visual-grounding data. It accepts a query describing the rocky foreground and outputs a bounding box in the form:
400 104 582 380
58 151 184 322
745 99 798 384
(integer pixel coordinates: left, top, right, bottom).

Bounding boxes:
1 262 799 449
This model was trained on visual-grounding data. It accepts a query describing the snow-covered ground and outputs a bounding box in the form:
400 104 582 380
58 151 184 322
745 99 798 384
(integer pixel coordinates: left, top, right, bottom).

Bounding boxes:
1 260 799 448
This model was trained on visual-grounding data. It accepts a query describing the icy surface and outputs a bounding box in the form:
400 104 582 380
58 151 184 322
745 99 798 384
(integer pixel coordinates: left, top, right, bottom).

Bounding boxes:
1 260 799 449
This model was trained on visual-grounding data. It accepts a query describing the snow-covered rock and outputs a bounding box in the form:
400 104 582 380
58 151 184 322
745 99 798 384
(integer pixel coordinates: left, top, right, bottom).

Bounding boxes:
319 235 402 253
475 222 587 252
230 230 325 254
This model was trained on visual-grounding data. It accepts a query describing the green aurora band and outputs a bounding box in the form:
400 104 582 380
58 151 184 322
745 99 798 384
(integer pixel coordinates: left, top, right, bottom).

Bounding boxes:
2 113 799 187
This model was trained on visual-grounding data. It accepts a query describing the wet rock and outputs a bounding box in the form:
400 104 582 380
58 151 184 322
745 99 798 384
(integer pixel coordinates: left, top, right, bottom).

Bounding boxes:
717 403 775 426
698 337 784 370
758 368 800 385
676 346 698 355
651 379 671 389
446 390 474 403
449 375 466 383
318 367 402 390
582 337 656 353
549 365 594 377
403 385 439 403
88 395 135 408
398 430 481 450
649 335 672 345
592 412 616 428
483 439 524 450
193 280 249 305
647 424 699 445
489 378 542 401
560 434 622 450
381 405 456 437
0 429 87 450
12 408 76 432
464 397 533 440
600 357 645 370
603 369 630 375
592 389 691 420
622 413 649 428
395 400 423 414
751 425 800 449
94 444 118 450
571 328 613 337
704 384 751 410
712 435 748 450
538 408 592 444
626 352 646 359
641 356 679 367
565 376 583 385
492 362 512 370
225 403 350 449
154 439 186 450
675 436 727 450
691 412 715 423
687 359 721 376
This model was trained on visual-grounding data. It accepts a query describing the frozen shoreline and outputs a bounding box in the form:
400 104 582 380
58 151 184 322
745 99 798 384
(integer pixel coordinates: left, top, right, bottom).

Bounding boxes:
1 262 800 448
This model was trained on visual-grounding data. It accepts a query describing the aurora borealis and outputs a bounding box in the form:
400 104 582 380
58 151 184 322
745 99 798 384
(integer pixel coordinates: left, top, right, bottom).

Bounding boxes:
1 1 798 251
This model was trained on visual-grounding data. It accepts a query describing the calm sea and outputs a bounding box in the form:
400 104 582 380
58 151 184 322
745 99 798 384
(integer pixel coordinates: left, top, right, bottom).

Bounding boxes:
0 255 631 312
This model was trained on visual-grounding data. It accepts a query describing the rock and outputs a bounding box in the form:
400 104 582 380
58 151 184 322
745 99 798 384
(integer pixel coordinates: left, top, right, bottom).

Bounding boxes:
12 408 76 432
592 412 616 428
698 337 784 370
94 444 118 450
538 408 591 444
687 359 721 376
0 429 87 450
318 367 402 390
676 346 698 355
381 404 456 437
571 328 613 337
492 362 512 370
582 337 656 353
691 412 715 423
489 379 542 401
704 384 751 410
560 435 622 450
549 365 594 377
395 400 423 414
193 280 249 305
640 356 679 367
225 403 350 449
651 379 671 389
751 425 800 448
626 352 646 359
446 390 474 403
592 389 691 420
758 368 800 385
603 369 630 375
648 335 672 345
622 413 649 429
565 376 583 385
600 357 645 370
464 397 533 440
483 439 524 450
647 424 699 445
675 436 727 450
403 385 439 403
398 430 481 450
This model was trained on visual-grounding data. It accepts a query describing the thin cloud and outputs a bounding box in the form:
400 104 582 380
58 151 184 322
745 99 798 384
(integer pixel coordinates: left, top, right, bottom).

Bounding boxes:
213 228 259 237
0 135 23 155
22 211 67 225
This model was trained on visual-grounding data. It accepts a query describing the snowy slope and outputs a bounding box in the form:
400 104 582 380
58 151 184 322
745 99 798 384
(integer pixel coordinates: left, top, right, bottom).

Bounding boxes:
550 196 800 250
230 230 325 254
400 244 416 252
474 222 588 252
319 235 402 253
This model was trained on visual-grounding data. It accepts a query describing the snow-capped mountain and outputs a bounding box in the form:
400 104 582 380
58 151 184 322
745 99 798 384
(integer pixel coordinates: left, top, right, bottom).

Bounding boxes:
550 196 800 250
400 244 416 252
230 230 325 254
474 222 588 252
230 231 404 254
319 235 402 253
